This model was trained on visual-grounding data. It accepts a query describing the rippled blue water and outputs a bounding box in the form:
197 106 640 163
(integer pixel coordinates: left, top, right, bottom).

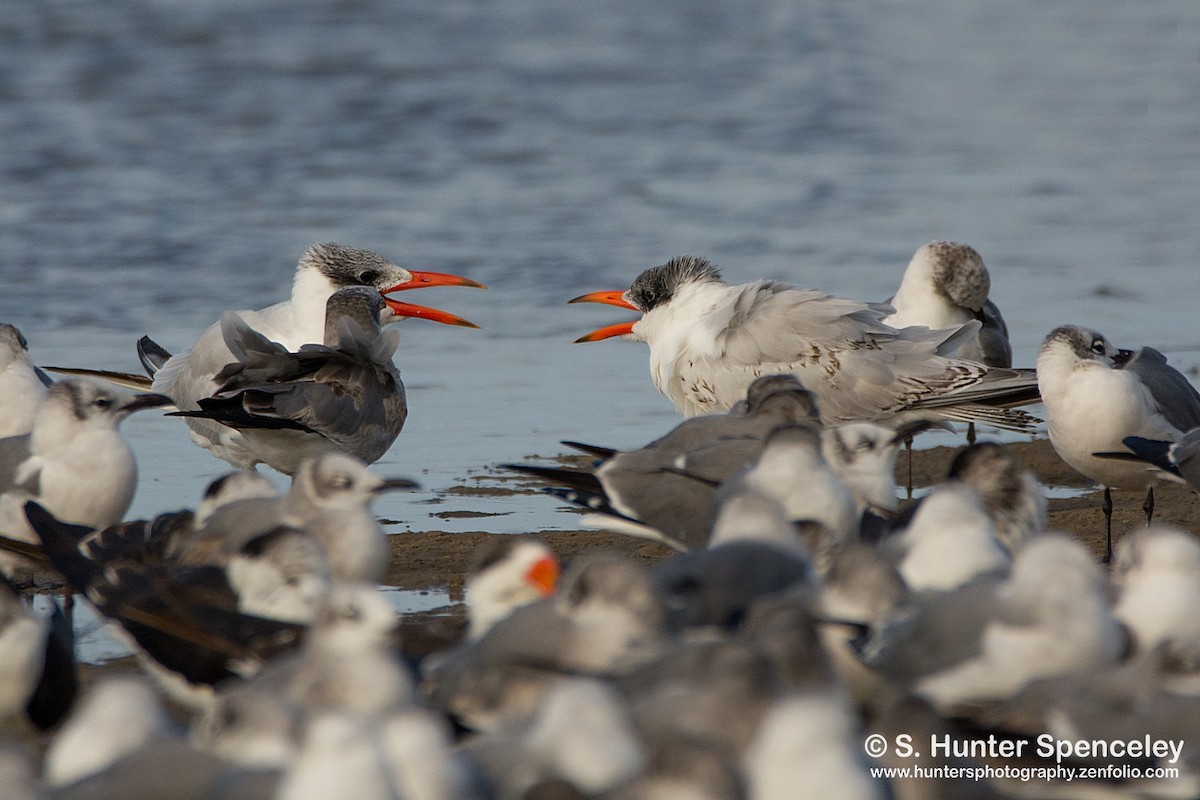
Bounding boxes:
2 0 1199 537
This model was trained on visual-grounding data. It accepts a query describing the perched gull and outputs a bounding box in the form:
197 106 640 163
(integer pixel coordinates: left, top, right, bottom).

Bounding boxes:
881 482 1010 593
881 241 1012 446
569 256 1040 432
881 241 1012 369
944 441 1046 552
1037 324 1200 561
868 535 1125 713
1102 424 1200 494
0 379 171 585
506 376 820 551
1111 525 1200 668
173 286 409 474
0 323 51 439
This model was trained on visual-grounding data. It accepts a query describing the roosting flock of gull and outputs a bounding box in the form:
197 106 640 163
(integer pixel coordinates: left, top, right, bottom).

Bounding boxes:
1 240 1200 799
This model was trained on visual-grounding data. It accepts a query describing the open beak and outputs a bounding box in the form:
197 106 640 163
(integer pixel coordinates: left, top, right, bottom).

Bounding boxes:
525 554 560 596
383 299 479 328
567 290 640 343
381 270 486 329
384 270 487 292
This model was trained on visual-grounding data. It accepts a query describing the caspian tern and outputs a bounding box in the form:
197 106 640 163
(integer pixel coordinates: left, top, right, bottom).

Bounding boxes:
1037 324 1200 561
46 242 484 472
570 256 1039 432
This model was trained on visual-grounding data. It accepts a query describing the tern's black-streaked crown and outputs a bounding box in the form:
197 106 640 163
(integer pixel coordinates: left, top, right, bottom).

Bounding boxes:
627 256 724 312
300 242 410 291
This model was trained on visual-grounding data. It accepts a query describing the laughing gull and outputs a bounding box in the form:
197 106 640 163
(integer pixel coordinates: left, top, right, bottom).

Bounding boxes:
1103 424 1200 494
0 324 51 439
570 256 1040 432
881 241 1013 449
462 678 645 799
0 576 49 729
945 441 1046 552
0 379 171 585
718 425 859 547
42 674 281 800
881 241 1012 369
276 705 472 800
1037 324 1200 561
425 555 668 732
172 286 408 474
180 453 416 586
744 693 886 800
41 676 175 788
869 535 1125 713
506 376 821 550
1111 525 1200 667
881 483 1010 593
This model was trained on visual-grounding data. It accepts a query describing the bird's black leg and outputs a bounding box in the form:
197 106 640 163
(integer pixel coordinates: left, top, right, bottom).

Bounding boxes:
1102 486 1114 565
1143 485 1154 525
904 436 914 500
966 421 977 446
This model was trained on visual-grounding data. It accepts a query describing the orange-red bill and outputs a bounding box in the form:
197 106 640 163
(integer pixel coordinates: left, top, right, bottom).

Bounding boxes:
525 555 560 596
574 321 637 343
567 289 636 309
569 289 639 343
383 270 487 292
384 298 479 328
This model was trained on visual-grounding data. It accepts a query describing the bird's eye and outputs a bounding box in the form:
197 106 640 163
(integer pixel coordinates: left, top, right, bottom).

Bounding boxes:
358 270 379 284
1090 339 1106 355
93 397 113 409
343 604 362 621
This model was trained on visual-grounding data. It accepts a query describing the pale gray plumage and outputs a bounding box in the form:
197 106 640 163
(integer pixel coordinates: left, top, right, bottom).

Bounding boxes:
179 286 407 475
1038 324 1200 560
946 441 1046 552
0 323 50 439
511 376 821 551
882 241 1012 368
595 256 1040 431
0 379 170 584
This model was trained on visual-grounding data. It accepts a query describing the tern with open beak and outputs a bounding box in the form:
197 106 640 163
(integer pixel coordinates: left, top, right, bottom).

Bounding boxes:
51 243 483 474
569 256 1039 433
